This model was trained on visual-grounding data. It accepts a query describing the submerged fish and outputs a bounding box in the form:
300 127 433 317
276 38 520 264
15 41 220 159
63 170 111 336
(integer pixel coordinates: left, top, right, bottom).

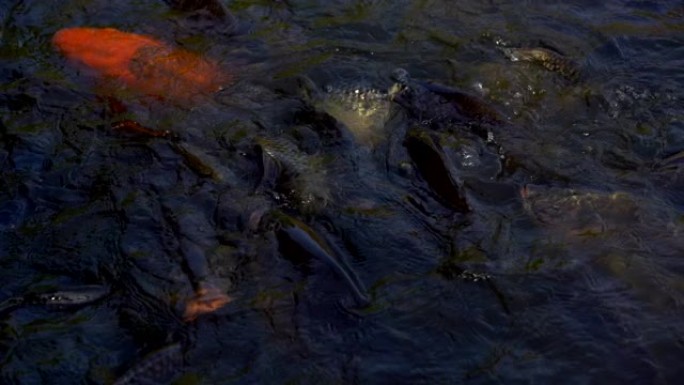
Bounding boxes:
499 46 580 81
24 285 110 308
165 0 230 18
113 343 184 385
256 136 330 213
52 27 231 104
111 119 175 139
299 76 391 146
265 211 370 307
389 68 504 132
318 84 390 146
0 285 110 315
404 128 470 213
183 284 232 322
654 150 684 172
521 185 641 236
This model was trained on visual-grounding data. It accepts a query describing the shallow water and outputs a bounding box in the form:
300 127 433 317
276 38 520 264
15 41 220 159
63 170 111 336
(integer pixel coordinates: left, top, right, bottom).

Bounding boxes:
1 0 684 384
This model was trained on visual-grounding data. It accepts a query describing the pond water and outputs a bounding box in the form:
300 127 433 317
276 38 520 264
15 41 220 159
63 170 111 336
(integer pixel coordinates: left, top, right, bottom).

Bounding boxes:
1 0 684 384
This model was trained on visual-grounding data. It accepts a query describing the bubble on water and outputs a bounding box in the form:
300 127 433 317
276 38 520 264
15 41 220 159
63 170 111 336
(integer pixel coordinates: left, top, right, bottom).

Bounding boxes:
458 145 481 168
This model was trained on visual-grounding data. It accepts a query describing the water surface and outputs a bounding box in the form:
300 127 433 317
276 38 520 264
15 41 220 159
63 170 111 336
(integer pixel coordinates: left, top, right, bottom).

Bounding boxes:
1 0 684 384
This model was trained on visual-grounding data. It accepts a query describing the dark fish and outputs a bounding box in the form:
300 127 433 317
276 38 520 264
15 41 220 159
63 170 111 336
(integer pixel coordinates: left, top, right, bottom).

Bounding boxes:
164 0 230 19
654 150 684 172
257 137 313 177
113 343 184 385
499 46 580 81
521 184 641 236
404 128 470 213
256 137 330 212
0 297 25 316
163 0 238 36
389 68 504 132
171 142 220 181
266 211 370 307
23 285 109 309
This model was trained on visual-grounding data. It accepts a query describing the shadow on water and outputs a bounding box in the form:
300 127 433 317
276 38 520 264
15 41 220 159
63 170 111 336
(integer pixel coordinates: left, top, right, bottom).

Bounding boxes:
1 0 684 384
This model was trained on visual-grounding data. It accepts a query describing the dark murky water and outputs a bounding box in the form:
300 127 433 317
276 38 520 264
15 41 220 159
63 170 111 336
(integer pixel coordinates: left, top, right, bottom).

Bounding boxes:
2 0 684 384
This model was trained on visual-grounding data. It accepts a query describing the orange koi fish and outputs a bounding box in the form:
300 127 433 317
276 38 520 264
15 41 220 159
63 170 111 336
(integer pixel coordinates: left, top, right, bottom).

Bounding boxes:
52 27 230 103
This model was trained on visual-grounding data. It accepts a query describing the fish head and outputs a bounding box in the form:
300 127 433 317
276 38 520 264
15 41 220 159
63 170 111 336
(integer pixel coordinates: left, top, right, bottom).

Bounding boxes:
390 67 411 85
388 81 413 110
389 68 439 113
388 68 412 104
52 27 94 54
53 27 159 59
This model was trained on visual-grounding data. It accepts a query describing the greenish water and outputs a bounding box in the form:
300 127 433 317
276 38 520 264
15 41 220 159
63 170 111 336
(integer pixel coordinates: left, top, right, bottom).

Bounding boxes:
1 0 684 384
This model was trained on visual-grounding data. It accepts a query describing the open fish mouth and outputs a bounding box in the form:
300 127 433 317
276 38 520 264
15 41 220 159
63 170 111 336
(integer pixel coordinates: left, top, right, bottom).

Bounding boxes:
323 84 390 115
388 67 412 101
388 82 407 99
388 82 412 109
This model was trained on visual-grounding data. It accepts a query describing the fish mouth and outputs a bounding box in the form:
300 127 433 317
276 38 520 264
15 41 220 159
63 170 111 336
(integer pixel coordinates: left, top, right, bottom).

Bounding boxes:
388 82 405 98
388 68 411 103
388 82 411 108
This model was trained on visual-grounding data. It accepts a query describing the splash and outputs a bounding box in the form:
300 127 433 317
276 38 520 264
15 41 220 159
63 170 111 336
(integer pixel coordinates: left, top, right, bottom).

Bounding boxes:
52 27 230 103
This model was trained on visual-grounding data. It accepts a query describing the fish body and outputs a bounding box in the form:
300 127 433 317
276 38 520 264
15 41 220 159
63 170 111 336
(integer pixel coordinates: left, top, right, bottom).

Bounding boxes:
319 84 390 145
389 68 504 132
500 46 580 81
521 185 640 236
268 211 370 307
404 128 470 213
183 284 232 322
23 285 110 309
257 137 313 177
113 343 184 385
0 285 109 316
298 76 391 145
257 137 330 212
655 150 684 172
171 142 221 180
111 119 174 139
166 0 229 18
52 27 230 103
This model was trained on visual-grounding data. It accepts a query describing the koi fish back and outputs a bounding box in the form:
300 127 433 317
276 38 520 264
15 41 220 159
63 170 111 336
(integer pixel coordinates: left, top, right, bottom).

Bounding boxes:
52 27 231 104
